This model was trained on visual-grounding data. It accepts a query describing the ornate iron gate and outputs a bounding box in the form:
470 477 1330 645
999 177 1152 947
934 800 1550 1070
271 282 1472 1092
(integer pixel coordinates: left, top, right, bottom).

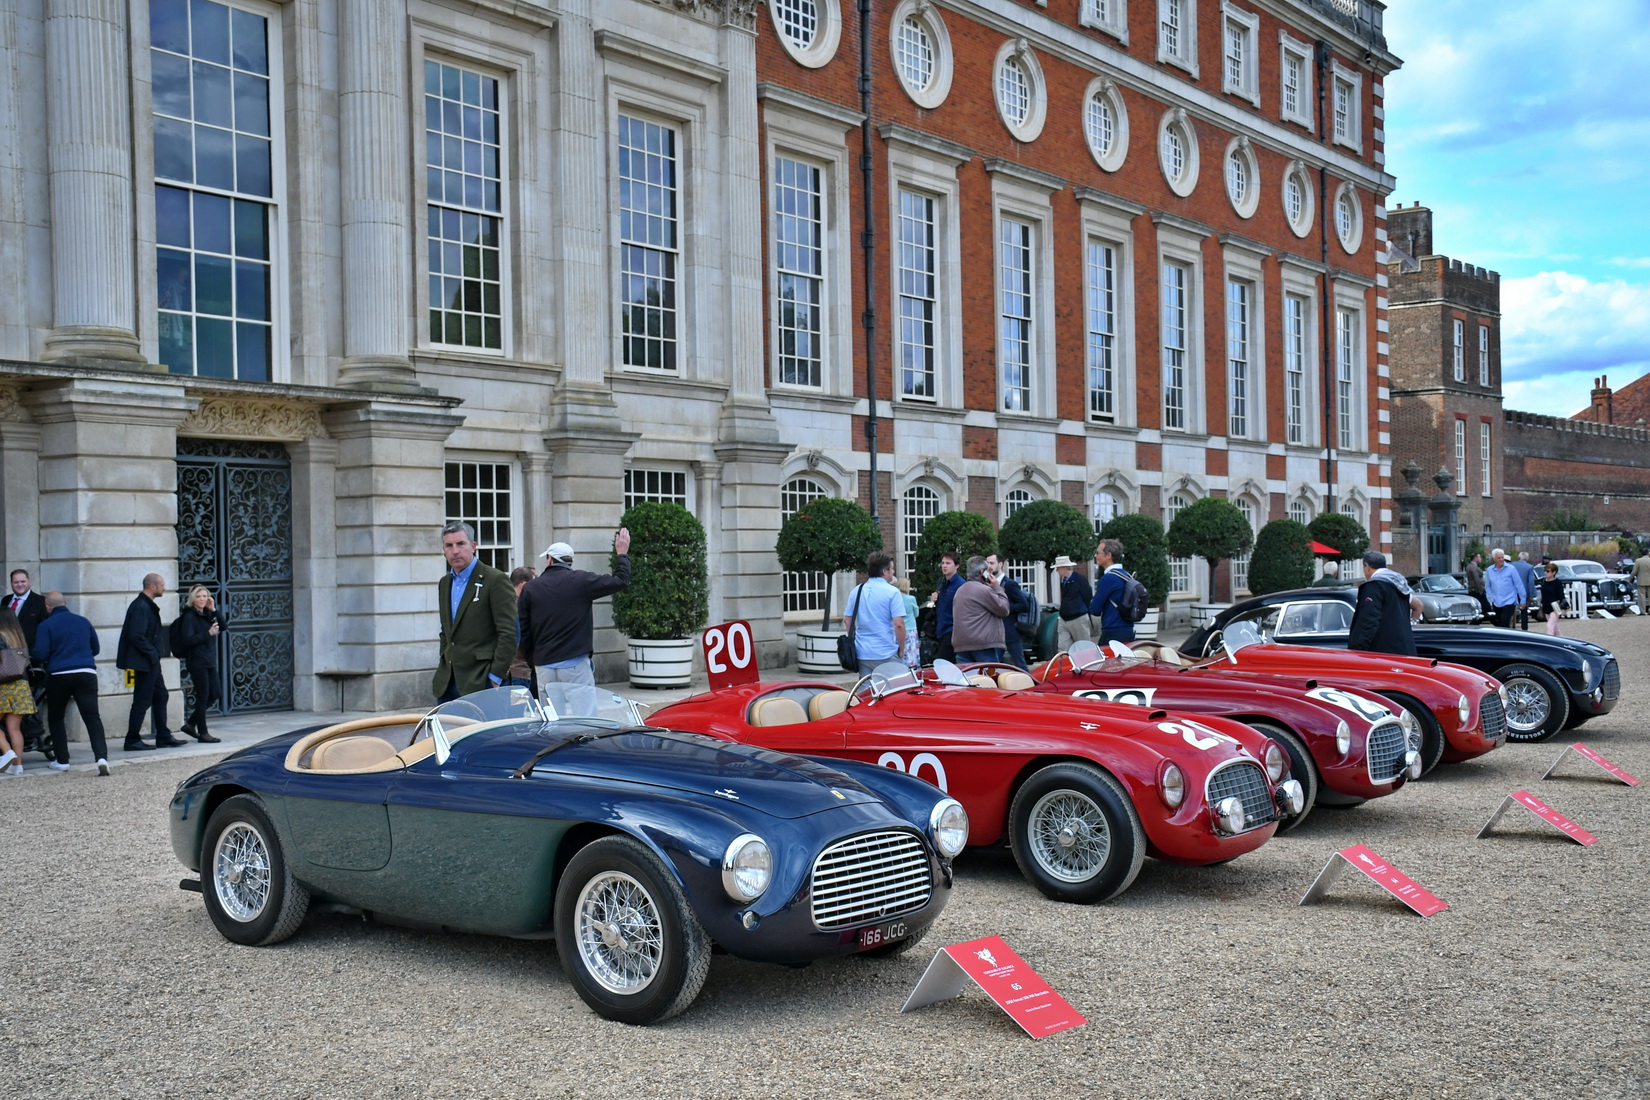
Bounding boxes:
176 439 294 712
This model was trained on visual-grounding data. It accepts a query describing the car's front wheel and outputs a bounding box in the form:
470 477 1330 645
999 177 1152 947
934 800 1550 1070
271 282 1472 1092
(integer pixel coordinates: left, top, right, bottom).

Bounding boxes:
1008 763 1145 904
1377 693 1445 777
1495 663 1570 742
554 836 710 1025
1247 722 1316 832
200 793 310 946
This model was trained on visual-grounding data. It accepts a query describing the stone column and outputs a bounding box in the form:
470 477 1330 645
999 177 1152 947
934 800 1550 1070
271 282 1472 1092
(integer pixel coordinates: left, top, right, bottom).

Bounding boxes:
335 0 418 391
544 427 638 682
40 0 146 365
0 397 42 572
519 451 554 570
321 399 464 709
288 436 340 710
714 439 792 665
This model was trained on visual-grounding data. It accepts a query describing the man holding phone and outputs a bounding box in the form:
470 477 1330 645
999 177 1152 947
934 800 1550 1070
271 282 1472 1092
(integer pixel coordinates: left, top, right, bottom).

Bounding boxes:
949 555 1010 664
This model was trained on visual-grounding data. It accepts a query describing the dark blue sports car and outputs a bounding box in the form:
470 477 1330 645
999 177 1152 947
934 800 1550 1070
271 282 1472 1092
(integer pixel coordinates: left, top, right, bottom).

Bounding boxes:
169 686 965 1024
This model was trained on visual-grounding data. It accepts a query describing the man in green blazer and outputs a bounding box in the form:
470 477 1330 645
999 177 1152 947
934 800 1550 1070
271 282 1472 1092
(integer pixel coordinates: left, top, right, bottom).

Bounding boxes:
433 521 518 701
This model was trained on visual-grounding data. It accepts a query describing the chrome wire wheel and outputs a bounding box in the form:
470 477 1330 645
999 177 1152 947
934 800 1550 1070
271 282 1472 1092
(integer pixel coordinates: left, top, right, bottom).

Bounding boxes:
212 821 273 923
1026 789 1112 883
574 870 664 995
1502 677 1551 734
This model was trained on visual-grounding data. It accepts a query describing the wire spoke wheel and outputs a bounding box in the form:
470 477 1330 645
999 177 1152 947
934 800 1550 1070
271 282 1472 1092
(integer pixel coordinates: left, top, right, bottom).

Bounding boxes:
574 870 665 995
1027 789 1113 883
213 822 273 922
1503 679 1550 733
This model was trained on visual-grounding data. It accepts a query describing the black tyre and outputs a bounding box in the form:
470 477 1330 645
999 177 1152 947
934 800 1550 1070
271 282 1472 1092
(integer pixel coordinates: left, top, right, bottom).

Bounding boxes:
554 836 711 1025
1494 663 1570 742
1378 693 1446 777
199 794 310 947
1247 722 1316 832
1007 763 1145 904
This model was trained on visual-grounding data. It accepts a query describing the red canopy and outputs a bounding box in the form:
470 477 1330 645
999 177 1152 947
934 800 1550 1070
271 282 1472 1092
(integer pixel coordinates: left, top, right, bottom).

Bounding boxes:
1309 540 1342 555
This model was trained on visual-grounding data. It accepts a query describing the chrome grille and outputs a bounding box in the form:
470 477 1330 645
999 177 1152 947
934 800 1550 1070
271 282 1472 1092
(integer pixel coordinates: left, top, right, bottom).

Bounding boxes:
1365 718 1409 783
1598 579 1620 604
1480 691 1506 742
1205 761 1276 830
810 830 932 930
1602 660 1620 701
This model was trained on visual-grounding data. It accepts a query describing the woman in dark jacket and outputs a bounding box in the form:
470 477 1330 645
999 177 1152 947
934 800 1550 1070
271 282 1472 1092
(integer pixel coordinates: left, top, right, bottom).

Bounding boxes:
1537 562 1567 638
178 586 225 743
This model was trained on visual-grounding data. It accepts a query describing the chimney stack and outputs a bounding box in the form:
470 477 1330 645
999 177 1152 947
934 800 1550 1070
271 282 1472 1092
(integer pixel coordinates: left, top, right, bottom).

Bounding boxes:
1590 375 1613 424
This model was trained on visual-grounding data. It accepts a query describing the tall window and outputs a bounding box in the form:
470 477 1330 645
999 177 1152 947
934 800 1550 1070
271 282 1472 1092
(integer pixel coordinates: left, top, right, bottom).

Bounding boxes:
999 218 1033 412
773 156 823 388
1003 489 1040 595
1480 422 1492 496
1223 19 1246 90
1093 489 1124 534
1222 8 1257 101
1454 419 1467 497
1336 307 1356 450
1162 262 1188 431
624 468 689 511
1227 280 1250 438
902 485 941 576
618 115 679 371
1452 319 1464 382
1288 498 1310 525
445 461 514 571
1285 294 1307 444
781 477 829 614
1231 497 1255 593
1166 492 1192 595
1160 0 1185 58
425 61 503 351
1333 76 1354 143
1282 52 1304 119
1087 241 1116 422
151 0 275 379
1478 324 1490 386
897 188 937 400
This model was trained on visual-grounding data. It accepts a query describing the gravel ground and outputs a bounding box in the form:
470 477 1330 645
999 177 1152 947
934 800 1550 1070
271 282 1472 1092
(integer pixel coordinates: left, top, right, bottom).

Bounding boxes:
3 617 1646 1099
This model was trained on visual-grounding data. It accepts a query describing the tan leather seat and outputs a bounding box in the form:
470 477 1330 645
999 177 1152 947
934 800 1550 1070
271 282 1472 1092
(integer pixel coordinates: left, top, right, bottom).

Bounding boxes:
808 691 851 721
967 674 999 689
310 735 399 772
750 696 808 726
996 671 1035 691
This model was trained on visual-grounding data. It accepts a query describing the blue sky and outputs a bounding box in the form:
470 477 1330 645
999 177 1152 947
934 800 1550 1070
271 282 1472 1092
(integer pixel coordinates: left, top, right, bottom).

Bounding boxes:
1382 0 1650 416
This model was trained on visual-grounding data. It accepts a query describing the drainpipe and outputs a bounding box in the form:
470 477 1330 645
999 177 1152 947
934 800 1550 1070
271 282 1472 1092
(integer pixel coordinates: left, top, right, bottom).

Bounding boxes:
859 0 881 530
1315 39 1337 516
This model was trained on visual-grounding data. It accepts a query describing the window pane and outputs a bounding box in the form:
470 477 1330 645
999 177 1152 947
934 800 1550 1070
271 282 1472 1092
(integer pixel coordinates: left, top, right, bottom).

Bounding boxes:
150 0 190 54
194 315 234 377
194 124 234 190
193 191 231 254
189 0 230 66
194 253 233 315
235 321 269 382
158 311 193 373
154 117 194 183
156 185 191 247
231 8 267 74
152 51 192 118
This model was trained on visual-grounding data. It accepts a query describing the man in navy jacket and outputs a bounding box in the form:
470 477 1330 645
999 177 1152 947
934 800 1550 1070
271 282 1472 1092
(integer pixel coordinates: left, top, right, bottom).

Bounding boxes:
116 573 183 750
1088 539 1136 646
930 552 965 663
32 592 110 774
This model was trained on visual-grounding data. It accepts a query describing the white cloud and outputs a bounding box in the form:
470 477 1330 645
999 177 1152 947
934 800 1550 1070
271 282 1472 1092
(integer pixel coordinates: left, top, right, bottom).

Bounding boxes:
1499 271 1650 414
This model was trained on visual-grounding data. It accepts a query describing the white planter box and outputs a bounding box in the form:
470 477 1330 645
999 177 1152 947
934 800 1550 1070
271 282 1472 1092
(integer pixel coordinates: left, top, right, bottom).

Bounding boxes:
626 637 695 688
795 628 846 674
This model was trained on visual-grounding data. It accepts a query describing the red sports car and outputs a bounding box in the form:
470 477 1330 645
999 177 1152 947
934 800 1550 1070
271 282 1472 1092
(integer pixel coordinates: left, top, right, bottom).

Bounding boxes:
650 660 1304 905
962 639 1421 830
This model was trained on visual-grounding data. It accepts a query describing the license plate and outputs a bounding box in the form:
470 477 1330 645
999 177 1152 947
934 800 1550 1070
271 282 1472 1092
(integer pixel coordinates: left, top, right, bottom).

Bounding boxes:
856 919 910 951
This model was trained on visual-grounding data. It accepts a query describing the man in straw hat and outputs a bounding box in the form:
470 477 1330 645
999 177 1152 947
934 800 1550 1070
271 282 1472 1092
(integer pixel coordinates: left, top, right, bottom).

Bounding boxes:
1052 554 1093 651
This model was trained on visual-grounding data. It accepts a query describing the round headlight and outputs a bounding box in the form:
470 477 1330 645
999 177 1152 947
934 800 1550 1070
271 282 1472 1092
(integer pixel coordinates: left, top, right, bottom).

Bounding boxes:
1278 779 1305 816
721 834 772 902
929 798 969 858
1335 719 1352 756
1578 663 1593 690
1398 709 1419 750
1159 762 1186 809
1263 741 1286 783
1457 693 1471 727
1498 684 1510 710
1214 796 1247 835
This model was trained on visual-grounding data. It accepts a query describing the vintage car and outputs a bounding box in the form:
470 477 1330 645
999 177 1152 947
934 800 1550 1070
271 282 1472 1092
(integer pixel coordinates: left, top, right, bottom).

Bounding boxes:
1552 559 1637 615
651 660 1304 906
1406 574 1484 622
1183 589 1619 743
169 686 964 1025
964 637 1421 829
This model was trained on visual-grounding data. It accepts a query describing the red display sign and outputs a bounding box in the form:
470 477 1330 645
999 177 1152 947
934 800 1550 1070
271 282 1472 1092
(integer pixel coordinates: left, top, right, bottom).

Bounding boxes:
701 621 759 690
1299 844 1448 917
1543 743 1639 787
901 935 1085 1038
1502 790 1598 846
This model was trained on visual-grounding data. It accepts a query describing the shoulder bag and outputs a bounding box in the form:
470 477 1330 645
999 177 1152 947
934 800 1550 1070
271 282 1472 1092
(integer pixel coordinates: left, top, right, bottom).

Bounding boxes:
837 585 864 672
0 644 28 684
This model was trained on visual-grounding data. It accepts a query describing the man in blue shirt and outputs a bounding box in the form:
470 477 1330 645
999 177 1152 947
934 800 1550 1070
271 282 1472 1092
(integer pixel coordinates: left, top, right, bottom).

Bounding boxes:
1484 548 1525 629
931 552 965 662
843 553 907 674
1088 539 1136 646
1511 551 1537 630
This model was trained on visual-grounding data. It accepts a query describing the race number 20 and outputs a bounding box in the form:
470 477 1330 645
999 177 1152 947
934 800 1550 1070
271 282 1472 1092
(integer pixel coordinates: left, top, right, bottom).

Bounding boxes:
702 621 759 690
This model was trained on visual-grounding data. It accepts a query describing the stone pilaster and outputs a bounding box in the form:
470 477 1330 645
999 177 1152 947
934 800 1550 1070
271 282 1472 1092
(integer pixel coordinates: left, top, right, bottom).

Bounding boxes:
713 438 793 664
519 450 554 568
553 1 607 390
0 413 42 574
321 400 464 708
40 0 146 366
335 0 417 391
288 436 340 710
543 424 639 681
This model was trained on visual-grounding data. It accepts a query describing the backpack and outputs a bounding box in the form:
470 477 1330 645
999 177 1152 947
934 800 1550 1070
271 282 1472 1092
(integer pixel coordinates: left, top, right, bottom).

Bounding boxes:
1115 570 1150 623
168 614 187 658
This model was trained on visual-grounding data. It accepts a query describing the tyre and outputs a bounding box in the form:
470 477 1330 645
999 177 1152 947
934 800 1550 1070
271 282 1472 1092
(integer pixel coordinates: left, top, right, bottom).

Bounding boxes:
1377 693 1445 777
1247 722 1316 832
1494 663 1570 742
554 836 711 1025
860 923 929 959
1007 763 1145 904
199 794 310 947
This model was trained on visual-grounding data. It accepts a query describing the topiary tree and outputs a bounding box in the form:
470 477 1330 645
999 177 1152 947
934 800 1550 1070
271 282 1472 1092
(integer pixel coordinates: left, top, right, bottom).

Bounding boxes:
1166 497 1254 595
911 510 997 596
775 497 883 629
1099 513 1171 608
1308 512 1370 564
999 499 1099 604
611 502 708 640
1247 518 1316 595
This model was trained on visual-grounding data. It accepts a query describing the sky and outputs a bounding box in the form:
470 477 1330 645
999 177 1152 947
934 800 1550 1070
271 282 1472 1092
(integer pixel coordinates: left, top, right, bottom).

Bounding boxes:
1381 0 1650 417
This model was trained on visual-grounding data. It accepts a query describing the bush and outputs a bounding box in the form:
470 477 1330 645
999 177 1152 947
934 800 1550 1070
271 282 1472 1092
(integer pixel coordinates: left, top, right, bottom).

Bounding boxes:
1461 538 1487 569
1563 541 1625 569
1166 497 1254 594
1098 513 1170 608
775 497 883 629
1538 509 1593 532
1308 512 1370 563
911 511 997 597
611 502 708 640
1616 535 1643 559
1248 519 1316 595
999 499 1099 569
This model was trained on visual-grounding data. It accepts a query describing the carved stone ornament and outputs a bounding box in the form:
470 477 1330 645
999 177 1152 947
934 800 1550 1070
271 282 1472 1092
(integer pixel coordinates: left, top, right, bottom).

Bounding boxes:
655 0 757 29
179 397 329 441
0 384 28 423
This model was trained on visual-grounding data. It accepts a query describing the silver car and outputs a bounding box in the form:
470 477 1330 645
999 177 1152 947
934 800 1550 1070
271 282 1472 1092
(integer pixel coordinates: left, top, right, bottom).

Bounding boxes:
1408 574 1483 623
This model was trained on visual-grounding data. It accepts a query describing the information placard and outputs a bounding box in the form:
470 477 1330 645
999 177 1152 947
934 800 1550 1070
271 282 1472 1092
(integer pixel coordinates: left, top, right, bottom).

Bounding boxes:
1298 844 1448 916
901 935 1085 1038
1542 743 1638 786
1478 789 1598 845
701 621 760 690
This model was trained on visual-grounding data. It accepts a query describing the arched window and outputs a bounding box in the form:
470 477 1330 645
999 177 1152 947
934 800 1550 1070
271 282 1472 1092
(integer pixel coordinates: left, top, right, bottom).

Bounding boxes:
902 484 941 577
1003 488 1040 598
781 477 829 614
1166 492 1193 595
1288 498 1311 525
1231 497 1257 593
1092 488 1125 534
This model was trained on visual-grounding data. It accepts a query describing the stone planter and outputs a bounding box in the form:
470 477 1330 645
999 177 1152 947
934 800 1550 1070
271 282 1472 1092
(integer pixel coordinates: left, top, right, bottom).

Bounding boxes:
795 628 846 674
1134 608 1161 641
1188 602 1231 631
626 637 695 688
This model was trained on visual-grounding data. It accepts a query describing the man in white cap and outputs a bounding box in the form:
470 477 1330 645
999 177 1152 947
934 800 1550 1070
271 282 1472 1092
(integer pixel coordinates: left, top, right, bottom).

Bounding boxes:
1052 555 1092 650
518 528 631 705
